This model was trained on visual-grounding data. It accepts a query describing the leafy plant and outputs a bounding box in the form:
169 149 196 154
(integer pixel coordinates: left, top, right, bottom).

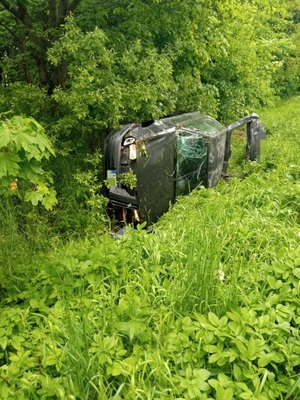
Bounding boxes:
0 115 57 210
74 150 108 232
117 169 137 190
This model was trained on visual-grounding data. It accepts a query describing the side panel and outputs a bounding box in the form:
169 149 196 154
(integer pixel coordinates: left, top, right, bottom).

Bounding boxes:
206 131 227 188
136 133 176 223
247 117 267 161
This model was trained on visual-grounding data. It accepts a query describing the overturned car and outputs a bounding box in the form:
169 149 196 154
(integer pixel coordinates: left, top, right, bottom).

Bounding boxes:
104 112 266 225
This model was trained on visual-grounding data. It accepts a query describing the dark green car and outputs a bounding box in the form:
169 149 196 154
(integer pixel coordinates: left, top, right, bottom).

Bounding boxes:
104 112 266 225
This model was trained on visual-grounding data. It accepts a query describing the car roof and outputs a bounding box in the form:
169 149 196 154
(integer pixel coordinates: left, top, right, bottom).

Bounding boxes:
162 112 225 135
123 112 225 141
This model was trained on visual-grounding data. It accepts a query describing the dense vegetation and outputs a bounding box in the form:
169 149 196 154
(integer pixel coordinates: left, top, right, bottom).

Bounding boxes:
0 0 300 399
1 97 300 399
1 0 300 128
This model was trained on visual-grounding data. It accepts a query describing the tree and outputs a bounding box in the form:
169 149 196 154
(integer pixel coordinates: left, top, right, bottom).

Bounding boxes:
0 0 299 139
271 0 300 96
0 0 83 93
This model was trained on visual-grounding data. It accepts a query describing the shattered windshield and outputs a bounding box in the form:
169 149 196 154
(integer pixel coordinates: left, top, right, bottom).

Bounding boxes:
175 130 208 196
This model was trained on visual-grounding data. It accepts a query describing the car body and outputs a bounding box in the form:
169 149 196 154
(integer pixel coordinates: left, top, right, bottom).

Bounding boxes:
104 112 266 224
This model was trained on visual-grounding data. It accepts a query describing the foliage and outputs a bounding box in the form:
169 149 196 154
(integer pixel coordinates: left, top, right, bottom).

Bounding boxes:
117 169 137 190
0 115 57 209
73 150 109 233
273 24 300 97
0 0 299 396
0 0 84 91
48 0 299 129
0 149 108 293
0 98 300 398
0 84 52 122
48 16 176 127
201 0 295 122
0 0 299 146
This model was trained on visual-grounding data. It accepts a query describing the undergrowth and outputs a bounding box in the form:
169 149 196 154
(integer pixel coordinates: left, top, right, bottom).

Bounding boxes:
0 97 300 399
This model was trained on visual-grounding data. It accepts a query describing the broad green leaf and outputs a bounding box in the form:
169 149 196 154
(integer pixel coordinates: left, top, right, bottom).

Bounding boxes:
0 381 10 398
234 340 248 356
29 298 43 308
0 124 11 147
208 312 220 327
208 379 221 390
226 311 241 322
236 382 252 392
240 393 253 399
257 315 270 328
188 386 201 399
18 159 44 182
209 353 222 363
216 385 233 400
217 373 231 385
24 117 43 132
293 268 300 279
219 316 228 328
224 388 233 400
247 336 256 359
195 369 211 381
266 294 279 307
31 130 55 157
198 381 210 391
13 130 41 160
258 353 276 367
8 116 53 159
42 353 60 367
233 364 242 381
0 336 7 350
0 152 20 178
217 356 228 367
36 183 50 195
25 189 44 206
41 189 58 210
111 362 124 376
294 258 300 267
203 344 219 353
10 336 24 351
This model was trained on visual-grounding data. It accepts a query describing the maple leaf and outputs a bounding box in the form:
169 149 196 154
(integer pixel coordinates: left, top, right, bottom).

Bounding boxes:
0 152 20 178
24 190 44 206
18 159 44 183
0 124 12 148
41 188 58 210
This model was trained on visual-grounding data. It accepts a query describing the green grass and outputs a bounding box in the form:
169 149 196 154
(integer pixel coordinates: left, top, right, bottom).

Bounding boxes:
0 97 300 399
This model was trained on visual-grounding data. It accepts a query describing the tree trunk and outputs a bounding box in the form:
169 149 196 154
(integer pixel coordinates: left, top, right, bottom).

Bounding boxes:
0 0 83 92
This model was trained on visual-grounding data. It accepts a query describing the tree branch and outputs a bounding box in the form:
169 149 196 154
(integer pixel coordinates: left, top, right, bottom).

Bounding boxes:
16 1 33 27
57 0 82 26
58 0 67 25
0 0 19 18
68 0 83 14
0 20 18 39
0 0 33 28
48 0 58 28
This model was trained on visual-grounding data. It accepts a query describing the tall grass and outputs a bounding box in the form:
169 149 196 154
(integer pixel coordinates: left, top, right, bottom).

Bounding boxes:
0 97 300 399
0 197 42 292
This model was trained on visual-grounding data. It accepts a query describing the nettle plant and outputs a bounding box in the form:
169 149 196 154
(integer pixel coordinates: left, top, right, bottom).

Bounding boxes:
0 115 57 209
118 169 137 190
